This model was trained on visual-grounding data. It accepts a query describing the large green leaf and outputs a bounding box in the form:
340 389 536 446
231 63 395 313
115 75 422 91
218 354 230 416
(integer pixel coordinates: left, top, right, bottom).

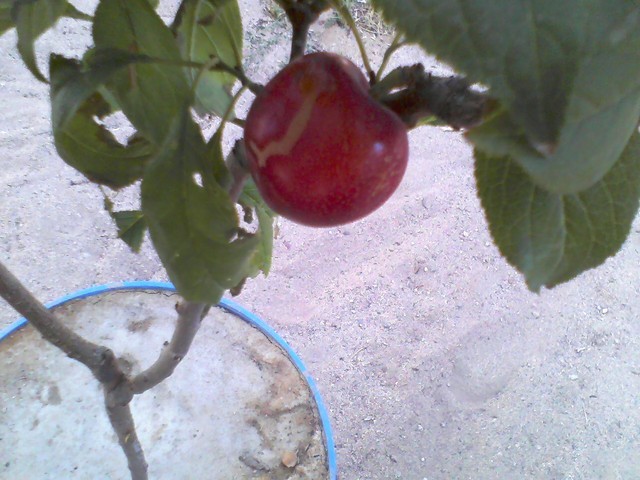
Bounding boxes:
141 110 260 303
12 0 68 81
93 0 191 144
50 55 153 188
372 0 640 193
475 132 640 292
468 85 640 194
173 0 243 116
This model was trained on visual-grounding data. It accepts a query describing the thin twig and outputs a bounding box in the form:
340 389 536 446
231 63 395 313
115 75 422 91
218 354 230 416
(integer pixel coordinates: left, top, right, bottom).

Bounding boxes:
330 0 374 82
230 117 246 129
375 32 405 82
131 302 208 393
149 56 263 95
221 86 248 133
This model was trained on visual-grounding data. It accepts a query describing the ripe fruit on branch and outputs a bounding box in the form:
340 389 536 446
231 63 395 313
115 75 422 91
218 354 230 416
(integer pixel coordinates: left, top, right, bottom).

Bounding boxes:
244 52 409 227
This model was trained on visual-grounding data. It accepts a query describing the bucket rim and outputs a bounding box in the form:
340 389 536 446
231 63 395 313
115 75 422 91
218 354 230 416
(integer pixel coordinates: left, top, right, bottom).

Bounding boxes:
0 280 338 480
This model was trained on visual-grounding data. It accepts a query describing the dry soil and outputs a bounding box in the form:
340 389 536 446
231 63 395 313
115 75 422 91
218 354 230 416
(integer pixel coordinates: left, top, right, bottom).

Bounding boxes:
1 1 639 479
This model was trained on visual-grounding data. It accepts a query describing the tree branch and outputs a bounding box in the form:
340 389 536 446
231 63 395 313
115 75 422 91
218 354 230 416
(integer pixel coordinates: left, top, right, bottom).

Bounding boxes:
371 64 491 130
131 301 209 394
0 260 149 479
104 390 148 480
129 138 249 390
0 261 112 381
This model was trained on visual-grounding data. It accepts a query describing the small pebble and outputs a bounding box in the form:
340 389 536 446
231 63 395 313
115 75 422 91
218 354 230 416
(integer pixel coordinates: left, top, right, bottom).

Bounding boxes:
281 451 297 468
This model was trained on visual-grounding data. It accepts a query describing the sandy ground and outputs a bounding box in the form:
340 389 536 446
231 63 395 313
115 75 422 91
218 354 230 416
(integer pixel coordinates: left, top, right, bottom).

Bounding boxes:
1 1 640 479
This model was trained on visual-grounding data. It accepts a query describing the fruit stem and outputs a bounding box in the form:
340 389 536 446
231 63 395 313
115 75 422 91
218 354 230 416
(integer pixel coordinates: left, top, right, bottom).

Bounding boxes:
330 0 374 82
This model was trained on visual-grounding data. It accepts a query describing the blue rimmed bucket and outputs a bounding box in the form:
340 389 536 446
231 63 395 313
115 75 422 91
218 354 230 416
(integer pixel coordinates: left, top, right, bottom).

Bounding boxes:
0 281 337 479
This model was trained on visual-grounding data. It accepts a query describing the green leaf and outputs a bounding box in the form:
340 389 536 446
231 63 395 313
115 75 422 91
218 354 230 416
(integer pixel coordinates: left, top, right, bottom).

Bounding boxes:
64 3 92 22
0 1 14 35
239 179 276 277
465 109 542 162
12 0 68 81
141 110 260 303
112 210 147 252
50 55 154 188
468 90 640 193
173 0 243 116
93 0 192 144
475 132 640 292
54 94 153 188
205 129 233 188
50 51 153 132
372 0 640 193
2 1 92 36
103 198 147 252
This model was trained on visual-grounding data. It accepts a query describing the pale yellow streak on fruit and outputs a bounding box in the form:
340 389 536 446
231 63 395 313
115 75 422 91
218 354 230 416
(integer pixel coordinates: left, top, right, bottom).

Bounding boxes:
249 75 323 168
